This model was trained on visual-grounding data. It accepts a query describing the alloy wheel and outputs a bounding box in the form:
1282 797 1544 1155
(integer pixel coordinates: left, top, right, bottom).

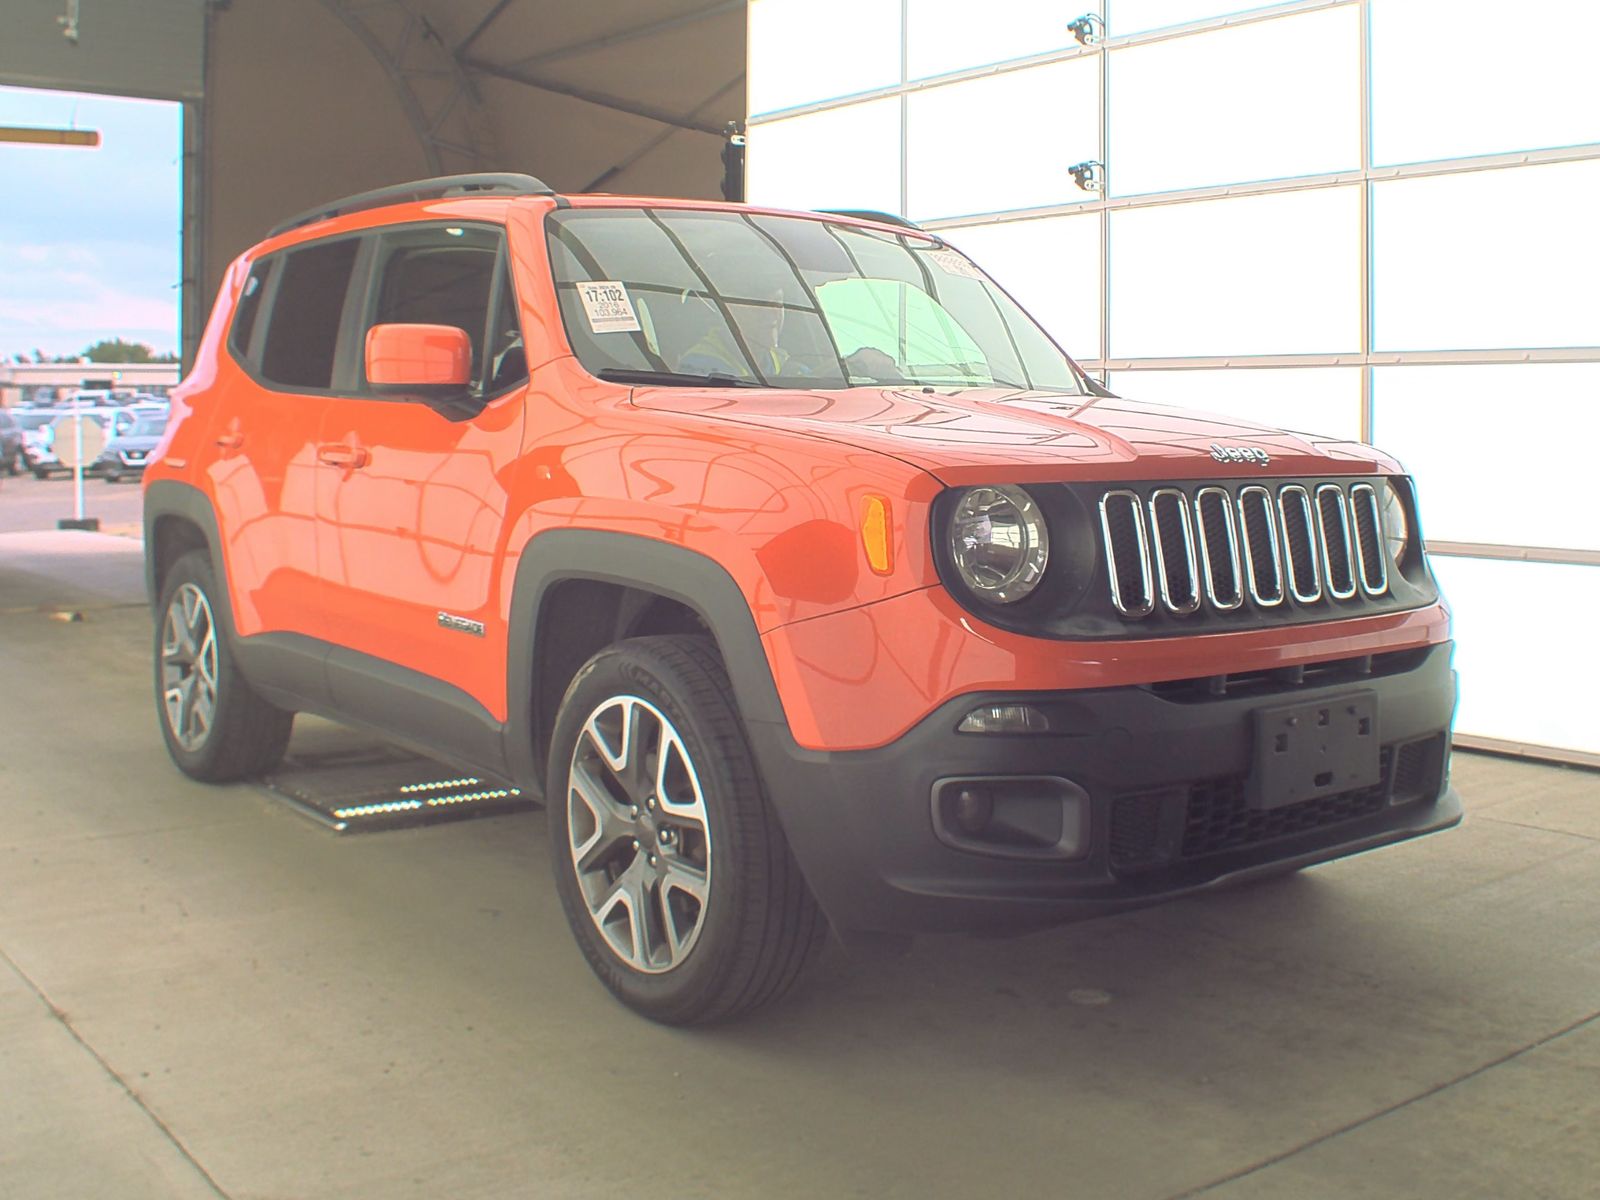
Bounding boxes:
566 695 712 973
161 582 219 751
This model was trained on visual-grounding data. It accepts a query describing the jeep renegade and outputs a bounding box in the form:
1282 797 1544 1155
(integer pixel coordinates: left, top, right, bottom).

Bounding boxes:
144 174 1460 1024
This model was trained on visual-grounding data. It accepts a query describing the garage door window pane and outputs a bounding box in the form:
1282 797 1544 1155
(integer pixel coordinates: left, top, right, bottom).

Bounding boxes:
1431 556 1600 757
1109 187 1360 359
1372 0 1600 166
1109 7 1359 196
906 0 1096 79
747 99 902 215
1108 1 1278 36
906 59 1098 221
1110 367 1362 441
944 214 1102 360
1372 365 1600 552
1373 160 1600 352
748 0 902 116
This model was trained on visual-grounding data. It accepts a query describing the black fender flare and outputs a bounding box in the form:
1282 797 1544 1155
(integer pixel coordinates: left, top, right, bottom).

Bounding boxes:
143 479 229 620
503 529 790 788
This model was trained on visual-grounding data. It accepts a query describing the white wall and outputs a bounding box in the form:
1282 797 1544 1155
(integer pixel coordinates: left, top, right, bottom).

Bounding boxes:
746 0 1600 761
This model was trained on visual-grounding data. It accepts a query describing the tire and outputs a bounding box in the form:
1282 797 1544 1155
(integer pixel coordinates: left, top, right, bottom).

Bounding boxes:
104 470 121 484
32 466 48 480
5 448 19 476
154 550 294 781
547 635 825 1025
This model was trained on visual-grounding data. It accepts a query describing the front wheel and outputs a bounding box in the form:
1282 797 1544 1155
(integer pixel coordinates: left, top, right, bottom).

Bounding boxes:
548 635 825 1025
155 550 294 781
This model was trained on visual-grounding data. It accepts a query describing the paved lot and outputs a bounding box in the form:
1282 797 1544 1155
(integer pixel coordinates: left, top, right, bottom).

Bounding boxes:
0 472 144 535
1 532 1596 1199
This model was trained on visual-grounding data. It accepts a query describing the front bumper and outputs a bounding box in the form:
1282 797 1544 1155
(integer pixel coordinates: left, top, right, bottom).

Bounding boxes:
749 642 1460 938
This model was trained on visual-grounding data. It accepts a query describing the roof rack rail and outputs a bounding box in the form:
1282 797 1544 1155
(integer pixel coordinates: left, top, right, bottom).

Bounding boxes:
818 208 925 232
267 173 556 238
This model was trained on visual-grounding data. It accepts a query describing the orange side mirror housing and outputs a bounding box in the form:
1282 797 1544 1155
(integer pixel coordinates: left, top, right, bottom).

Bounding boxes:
365 323 472 388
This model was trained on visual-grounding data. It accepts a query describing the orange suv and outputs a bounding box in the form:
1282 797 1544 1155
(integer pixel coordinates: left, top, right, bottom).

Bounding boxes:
144 174 1460 1023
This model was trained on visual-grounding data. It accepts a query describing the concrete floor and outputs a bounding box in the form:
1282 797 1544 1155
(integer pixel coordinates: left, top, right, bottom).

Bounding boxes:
2 530 1597 1200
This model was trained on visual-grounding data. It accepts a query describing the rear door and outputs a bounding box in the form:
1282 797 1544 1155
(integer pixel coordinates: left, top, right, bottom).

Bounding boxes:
206 235 364 645
315 222 528 728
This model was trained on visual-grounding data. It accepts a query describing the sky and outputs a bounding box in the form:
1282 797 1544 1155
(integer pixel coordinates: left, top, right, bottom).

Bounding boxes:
0 84 181 361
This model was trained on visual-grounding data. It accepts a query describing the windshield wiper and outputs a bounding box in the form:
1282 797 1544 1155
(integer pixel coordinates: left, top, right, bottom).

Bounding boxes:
597 368 762 388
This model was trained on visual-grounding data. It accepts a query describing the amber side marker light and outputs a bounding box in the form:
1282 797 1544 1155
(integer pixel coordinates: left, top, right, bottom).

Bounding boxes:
860 494 893 575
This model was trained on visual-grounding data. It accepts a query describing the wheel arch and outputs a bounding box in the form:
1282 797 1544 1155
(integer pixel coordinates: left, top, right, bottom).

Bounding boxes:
144 480 228 618
504 530 789 791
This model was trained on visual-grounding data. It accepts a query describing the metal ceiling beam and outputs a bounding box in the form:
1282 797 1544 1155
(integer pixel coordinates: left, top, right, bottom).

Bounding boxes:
583 74 742 191
464 58 730 135
319 0 497 174
504 0 743 70
455 0 517 56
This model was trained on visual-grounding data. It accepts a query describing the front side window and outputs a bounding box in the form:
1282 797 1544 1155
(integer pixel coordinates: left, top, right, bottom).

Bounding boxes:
359 224 524 397
546 208 1084 393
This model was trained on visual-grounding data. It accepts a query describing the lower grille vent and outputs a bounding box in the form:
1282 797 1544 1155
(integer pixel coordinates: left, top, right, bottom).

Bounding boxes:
1110 734 1447 873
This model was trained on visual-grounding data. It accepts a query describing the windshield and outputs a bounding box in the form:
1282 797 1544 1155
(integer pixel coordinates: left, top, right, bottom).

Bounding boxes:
18 412 61 431
546 209 1083 393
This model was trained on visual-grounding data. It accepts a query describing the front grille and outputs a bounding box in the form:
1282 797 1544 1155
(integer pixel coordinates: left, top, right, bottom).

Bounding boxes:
1100 479 1395 620
1110 734 1447 872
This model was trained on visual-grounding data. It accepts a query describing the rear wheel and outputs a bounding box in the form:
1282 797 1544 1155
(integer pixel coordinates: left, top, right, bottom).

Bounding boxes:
155 550 294 781
548 635 825 1024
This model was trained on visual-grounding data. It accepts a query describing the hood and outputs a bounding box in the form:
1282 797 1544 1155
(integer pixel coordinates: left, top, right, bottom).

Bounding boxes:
629 386 1399 484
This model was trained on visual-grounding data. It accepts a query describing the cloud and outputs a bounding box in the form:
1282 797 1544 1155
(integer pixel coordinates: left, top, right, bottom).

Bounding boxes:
0 250 177 353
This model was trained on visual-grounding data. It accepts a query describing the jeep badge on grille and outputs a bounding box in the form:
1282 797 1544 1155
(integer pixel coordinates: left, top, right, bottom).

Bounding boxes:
1210 443 1271 467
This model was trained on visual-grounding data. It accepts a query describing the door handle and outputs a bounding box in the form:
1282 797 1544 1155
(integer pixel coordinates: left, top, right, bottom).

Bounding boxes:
318 444 370 470
215 431 244 450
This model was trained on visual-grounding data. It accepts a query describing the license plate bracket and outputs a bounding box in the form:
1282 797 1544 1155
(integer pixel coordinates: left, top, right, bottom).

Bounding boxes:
1249 690 1379 810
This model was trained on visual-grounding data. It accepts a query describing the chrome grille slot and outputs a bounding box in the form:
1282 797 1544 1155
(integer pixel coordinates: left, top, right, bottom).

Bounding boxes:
1315 484 1358 599
1348 483 1390 596
1276 485 1323 603
1095 479 1398 621
1193 487 1244 611
1237 486 1285 607
1148 489 1202 615
1099 490 1155 617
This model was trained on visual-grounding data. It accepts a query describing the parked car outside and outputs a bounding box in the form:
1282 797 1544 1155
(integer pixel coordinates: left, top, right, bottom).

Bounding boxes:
17 409 67 477
94 412 168 482
20 409 111 478
0 409 25 475
144 174 1461 1024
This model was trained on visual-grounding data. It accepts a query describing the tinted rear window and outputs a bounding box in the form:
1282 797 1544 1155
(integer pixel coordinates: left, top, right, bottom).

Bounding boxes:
259 239 359 390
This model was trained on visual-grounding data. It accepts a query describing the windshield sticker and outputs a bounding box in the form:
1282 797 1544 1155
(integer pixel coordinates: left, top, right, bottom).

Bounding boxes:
931 250 985 281
577 280 642 333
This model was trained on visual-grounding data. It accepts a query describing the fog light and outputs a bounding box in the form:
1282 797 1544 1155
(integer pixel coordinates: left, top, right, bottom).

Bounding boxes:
958 704 1050 734
932 776 1090 859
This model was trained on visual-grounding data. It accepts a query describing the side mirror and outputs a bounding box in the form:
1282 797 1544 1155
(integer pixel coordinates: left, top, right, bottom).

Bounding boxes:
366 322 472 388
365 323 484 420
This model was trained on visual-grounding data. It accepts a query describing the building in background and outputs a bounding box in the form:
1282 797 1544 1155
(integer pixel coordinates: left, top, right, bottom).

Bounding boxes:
745 0 1600 764
0 361 180 407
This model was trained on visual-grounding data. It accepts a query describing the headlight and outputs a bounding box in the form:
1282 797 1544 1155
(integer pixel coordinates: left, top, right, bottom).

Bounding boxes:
1380 479 1410 565
948 485 1049 603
